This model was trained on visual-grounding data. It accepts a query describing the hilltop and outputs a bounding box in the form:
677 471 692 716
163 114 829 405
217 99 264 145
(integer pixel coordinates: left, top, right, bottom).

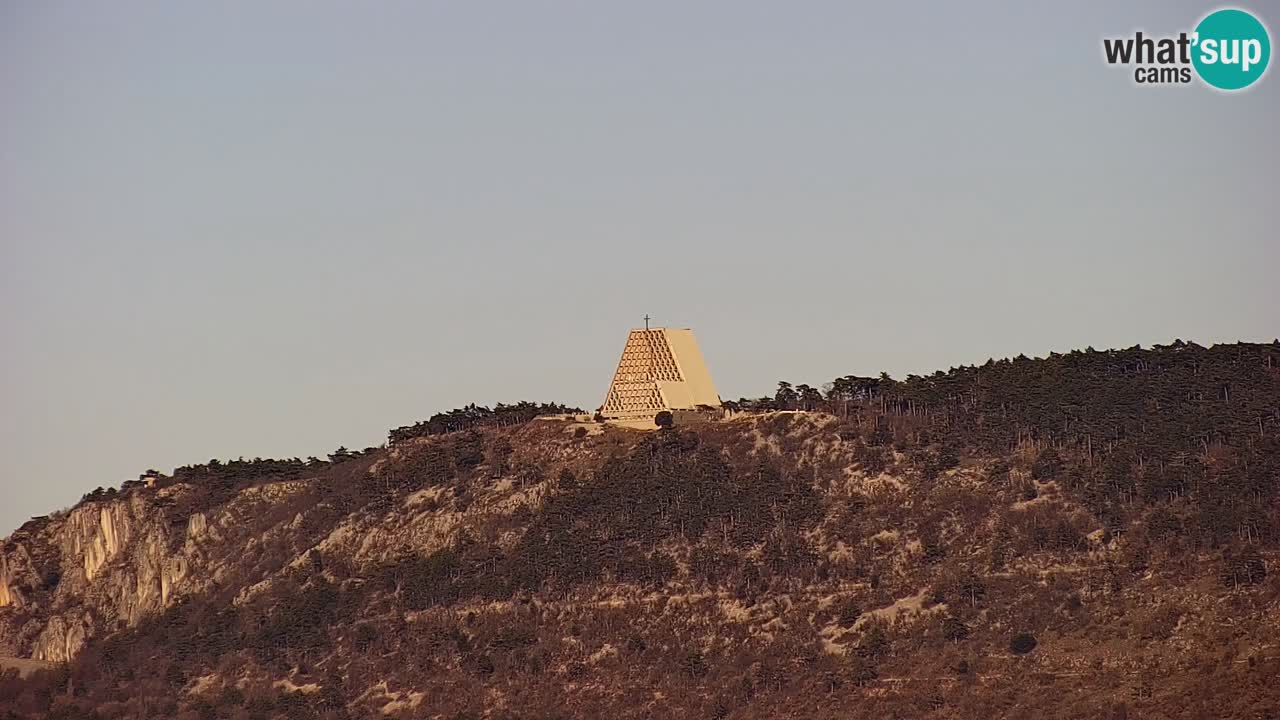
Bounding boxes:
1 341 1278 719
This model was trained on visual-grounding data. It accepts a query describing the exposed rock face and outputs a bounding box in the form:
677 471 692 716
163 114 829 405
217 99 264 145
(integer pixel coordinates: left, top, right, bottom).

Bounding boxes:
0 490 217 661
33 615 90 664
0 556 16 609
0 461 349 664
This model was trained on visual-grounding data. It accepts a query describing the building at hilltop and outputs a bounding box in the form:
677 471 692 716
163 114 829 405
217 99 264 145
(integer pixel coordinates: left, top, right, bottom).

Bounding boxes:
599 325 721 427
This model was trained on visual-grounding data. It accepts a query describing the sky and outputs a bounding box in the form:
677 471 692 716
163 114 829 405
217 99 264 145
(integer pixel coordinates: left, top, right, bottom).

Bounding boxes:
2 1 1277 534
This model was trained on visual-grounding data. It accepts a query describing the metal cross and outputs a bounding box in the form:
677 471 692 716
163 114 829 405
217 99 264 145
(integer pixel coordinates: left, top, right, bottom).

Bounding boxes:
644 314 651 330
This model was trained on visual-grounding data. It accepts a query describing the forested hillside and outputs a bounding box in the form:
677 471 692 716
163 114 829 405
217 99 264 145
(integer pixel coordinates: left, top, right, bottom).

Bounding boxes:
1 341 1277 719
740 341 1280 555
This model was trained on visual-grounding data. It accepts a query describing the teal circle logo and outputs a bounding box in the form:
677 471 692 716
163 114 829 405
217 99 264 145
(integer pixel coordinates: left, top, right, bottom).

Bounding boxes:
1192 8 1271 90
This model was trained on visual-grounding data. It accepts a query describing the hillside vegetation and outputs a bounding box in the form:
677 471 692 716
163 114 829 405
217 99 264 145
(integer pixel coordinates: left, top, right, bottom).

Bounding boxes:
1 341 1277 719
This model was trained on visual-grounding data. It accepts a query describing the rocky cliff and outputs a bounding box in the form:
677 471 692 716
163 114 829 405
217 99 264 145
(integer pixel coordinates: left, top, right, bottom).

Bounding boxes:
0 473 340 664
2 490 201 661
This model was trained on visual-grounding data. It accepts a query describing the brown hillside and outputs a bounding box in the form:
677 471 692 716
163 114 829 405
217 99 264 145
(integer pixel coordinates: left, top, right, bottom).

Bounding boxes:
1 342 1278 719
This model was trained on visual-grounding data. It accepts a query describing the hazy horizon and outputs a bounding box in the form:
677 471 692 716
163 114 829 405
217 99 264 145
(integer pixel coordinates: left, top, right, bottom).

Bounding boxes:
3 1 1278 534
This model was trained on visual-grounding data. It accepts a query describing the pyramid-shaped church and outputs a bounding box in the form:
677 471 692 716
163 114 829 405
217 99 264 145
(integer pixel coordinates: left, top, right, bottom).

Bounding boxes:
599 326 721 426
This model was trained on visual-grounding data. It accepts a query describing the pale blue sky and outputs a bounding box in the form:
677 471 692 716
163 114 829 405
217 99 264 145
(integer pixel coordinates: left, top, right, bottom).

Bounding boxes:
2 1 1277 534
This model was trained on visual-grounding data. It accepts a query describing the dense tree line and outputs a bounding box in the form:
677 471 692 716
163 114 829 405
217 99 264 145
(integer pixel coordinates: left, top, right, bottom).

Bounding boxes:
735 340 1280 551
738 341 1278 456
170 457 316 486
72 400 577 512
388 401 582 444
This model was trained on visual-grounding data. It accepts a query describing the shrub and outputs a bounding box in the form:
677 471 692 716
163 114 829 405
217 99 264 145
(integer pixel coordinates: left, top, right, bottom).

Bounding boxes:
680 651 709 679
454 431 485 470
1032 448 1063 481
1010 633 1038 655
836 600 862 629
1221 546 1267 587
942 616 969 642
856 621 890 660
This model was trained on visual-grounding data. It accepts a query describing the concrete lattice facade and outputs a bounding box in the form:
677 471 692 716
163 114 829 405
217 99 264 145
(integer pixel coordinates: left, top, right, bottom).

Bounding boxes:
600 327 721 425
